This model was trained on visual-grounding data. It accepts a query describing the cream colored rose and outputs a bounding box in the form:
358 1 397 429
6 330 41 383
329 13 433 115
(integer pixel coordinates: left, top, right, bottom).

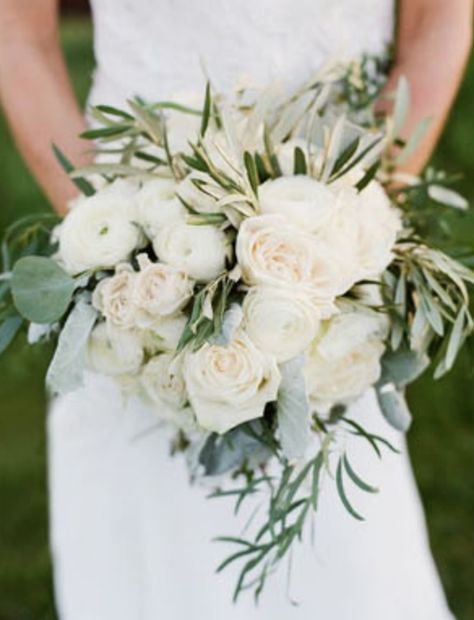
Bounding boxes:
243 287 320 362
140 313 187 353
136 178 186 238
140 353 196 431
132 254 193 325
87 322 144 376
327 173 402 282
304 307 388 408
258 176 336 233
183 332 281 434
57 179 142 275
153 223 229 282
236 215 345 300
141 353 187 408
92 266 136 329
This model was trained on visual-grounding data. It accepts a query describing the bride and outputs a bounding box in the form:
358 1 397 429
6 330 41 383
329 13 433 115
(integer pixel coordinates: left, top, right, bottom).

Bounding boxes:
0 1 472 618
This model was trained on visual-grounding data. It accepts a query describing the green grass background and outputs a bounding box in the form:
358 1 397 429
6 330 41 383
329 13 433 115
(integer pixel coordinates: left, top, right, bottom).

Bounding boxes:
0 16 473 620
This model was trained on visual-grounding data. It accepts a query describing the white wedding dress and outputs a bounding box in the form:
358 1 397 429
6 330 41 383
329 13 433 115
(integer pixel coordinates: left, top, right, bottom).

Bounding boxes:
48 1 455 619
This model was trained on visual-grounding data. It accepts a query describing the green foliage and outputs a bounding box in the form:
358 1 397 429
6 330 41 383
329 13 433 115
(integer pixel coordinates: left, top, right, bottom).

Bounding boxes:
11 257 75 324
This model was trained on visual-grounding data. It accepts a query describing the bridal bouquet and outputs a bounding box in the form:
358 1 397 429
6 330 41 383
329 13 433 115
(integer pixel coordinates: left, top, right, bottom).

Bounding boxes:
1 61 473 600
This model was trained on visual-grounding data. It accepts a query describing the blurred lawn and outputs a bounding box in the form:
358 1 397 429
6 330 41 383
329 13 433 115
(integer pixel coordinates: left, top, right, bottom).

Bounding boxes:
0 15 473 620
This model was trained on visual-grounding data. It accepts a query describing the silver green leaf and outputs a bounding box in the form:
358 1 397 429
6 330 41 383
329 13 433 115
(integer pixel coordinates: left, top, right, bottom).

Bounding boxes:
375 383 412 432
46 300 97 395
381 346 430 388
277 355 311 460
212 303 243 346
11 256 75 324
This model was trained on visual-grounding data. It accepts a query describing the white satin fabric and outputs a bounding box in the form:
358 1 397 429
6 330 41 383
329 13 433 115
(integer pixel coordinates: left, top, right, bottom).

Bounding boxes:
49 1 455 618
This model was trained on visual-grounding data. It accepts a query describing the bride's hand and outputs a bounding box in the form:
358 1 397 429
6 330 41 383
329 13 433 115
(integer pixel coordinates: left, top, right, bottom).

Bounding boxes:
0 0 91 214
381 0 473 176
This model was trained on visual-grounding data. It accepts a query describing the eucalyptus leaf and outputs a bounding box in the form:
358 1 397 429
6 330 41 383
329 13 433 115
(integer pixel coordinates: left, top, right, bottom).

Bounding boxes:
11 256 75 324
277 355 311 460
46 300 97 395
375 383 412 432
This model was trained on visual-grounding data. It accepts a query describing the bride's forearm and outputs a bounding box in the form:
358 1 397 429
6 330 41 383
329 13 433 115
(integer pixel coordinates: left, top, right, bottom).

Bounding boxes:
383 0 473 175
0 1 91 214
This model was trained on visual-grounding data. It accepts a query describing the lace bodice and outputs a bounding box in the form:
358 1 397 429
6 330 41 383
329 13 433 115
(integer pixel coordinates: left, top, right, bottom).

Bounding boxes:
88 0 395 105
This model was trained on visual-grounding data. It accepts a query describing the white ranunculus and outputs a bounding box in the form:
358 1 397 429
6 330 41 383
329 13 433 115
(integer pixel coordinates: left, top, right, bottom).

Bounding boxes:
236 215 345 301
92 265 137 329
141 313 187 353
153 222 229 282
258 176 336 233
136 178 186 238
243 287 320 362
304 307 388 409
327 172 402 282
183 331 281 434
87 322 144 376
133 254 193 325
57 179 142 275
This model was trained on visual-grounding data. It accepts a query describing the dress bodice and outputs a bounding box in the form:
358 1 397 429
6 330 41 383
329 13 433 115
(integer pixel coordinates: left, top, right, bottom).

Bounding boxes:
88 0 395 106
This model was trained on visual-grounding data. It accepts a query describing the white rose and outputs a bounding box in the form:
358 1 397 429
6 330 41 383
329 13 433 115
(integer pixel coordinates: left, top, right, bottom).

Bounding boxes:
57 179 142 275
183 331 281 434
136 178 186 238
132 254 193 325
87 322 144 376
327 173 402 282
140 354 196 431
141 353 188 409
243 287 320 362
153 223 229 282
141 313 187 353
236 215 346 301
92 266 136 328
304 307 388 408
258 176 336 233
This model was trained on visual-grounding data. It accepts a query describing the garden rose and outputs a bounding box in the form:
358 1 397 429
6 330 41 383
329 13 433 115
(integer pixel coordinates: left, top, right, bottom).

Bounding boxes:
92 266 136 329
87 322 144 376
183 332 281 434
304 307 388 408
236 215 346 300
243 287 320 362
133 254 193 324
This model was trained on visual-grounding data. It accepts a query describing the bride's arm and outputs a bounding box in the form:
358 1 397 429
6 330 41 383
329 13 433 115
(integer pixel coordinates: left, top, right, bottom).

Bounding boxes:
0 0 91 214
384 0 473 175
